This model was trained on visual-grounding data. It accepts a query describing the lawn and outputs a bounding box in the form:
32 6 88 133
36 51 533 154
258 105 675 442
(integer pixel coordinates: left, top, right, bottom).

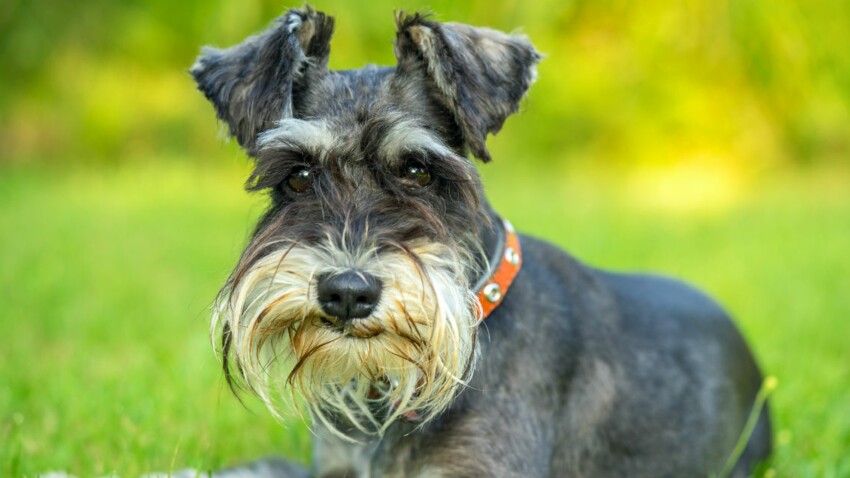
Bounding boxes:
1 159 848 476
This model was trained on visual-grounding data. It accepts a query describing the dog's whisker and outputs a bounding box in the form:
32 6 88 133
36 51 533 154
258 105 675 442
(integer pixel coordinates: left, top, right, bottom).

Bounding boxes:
213 236 478 437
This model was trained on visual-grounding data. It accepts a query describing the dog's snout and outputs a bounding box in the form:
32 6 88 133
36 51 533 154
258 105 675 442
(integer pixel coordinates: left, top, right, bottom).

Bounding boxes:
317 271 382 321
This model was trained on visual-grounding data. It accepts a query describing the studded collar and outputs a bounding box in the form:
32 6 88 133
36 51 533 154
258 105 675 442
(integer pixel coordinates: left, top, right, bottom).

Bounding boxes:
473 219 522 319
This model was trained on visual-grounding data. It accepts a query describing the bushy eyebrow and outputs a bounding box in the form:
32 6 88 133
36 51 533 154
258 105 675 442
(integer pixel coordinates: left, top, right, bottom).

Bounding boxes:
256 119 335 156
381 120 459 165
371 121 475 187
358 113 462 166
247 120 335 191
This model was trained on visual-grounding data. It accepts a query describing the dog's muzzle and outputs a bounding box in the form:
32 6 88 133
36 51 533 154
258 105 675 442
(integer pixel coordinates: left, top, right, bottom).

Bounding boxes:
213 239 481 438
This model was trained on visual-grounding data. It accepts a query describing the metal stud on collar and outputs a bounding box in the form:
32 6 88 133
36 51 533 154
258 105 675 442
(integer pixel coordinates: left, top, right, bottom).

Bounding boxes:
483 283 502 303
505 247 520 266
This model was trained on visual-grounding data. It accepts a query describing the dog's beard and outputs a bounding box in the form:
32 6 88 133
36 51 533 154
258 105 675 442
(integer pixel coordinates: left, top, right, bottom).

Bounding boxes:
213 239 481 439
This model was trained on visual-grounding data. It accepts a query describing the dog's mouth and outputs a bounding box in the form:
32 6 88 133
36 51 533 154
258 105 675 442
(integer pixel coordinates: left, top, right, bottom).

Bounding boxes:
320 316 384 339
367 376 425 424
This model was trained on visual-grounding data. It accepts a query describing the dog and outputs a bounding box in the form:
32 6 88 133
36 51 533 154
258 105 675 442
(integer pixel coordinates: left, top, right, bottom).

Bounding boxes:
183 7 772 477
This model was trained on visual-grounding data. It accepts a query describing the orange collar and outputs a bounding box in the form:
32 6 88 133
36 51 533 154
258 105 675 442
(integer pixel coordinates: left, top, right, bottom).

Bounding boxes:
475 220 522 319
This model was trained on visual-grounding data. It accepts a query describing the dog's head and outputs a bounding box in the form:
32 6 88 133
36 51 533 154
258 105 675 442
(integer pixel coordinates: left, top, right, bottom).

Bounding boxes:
192 7 539 436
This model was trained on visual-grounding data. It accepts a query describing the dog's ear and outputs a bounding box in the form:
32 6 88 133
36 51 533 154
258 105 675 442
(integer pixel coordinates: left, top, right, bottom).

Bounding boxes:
191 7 334 154
394 13 541 162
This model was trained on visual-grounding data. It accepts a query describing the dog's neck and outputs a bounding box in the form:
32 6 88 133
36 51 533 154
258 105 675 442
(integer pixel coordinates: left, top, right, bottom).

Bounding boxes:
472 205 504 286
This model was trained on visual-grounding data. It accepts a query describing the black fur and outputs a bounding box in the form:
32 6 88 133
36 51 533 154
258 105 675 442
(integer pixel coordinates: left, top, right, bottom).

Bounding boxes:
186 7 771 477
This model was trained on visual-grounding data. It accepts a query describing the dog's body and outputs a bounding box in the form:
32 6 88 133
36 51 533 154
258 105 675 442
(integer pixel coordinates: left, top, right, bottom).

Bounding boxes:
303 238 772 478
184 7 771 477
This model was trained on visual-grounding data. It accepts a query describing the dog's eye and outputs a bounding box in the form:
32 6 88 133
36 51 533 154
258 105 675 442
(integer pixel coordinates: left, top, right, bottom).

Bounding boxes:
285 167 314 193
402 163 432 187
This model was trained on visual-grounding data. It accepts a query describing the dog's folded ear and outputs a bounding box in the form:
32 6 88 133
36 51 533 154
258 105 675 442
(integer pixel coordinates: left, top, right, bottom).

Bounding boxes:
191 7 334 154
394 13 541 162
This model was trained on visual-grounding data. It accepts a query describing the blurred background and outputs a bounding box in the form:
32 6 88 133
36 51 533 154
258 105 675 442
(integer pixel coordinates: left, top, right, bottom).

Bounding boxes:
1 0 848 475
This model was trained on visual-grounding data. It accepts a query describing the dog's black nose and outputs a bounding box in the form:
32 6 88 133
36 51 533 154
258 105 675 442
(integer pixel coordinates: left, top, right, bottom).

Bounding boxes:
317 271 382 322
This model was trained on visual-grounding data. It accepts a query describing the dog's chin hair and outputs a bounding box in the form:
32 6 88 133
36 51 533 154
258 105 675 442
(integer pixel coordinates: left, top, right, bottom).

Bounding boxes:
212 240 482 440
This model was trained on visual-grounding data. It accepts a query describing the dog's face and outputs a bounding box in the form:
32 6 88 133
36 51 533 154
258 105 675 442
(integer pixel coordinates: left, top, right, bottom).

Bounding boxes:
192 8 539 436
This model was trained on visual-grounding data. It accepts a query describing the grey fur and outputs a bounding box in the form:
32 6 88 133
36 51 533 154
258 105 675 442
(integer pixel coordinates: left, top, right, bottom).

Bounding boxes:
187 7 771 477
394 13 542 162
190 8 334 154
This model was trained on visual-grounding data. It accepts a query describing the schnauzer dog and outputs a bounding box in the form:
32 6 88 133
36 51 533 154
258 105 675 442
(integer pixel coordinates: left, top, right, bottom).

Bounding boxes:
185 7 771 477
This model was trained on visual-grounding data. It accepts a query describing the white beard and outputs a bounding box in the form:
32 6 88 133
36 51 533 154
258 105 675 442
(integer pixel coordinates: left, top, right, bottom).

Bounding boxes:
213 239 481 439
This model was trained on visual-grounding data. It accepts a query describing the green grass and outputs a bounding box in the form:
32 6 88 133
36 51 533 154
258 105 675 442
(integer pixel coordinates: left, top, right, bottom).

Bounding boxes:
1 160 848 476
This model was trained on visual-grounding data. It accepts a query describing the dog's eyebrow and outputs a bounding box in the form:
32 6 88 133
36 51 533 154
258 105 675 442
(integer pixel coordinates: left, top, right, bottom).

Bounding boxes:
246 120 336 191
256 119 335 156
377 119 460 166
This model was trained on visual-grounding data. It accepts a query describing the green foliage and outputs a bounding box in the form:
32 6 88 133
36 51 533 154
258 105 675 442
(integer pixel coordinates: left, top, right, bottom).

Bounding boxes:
1 0 849 167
